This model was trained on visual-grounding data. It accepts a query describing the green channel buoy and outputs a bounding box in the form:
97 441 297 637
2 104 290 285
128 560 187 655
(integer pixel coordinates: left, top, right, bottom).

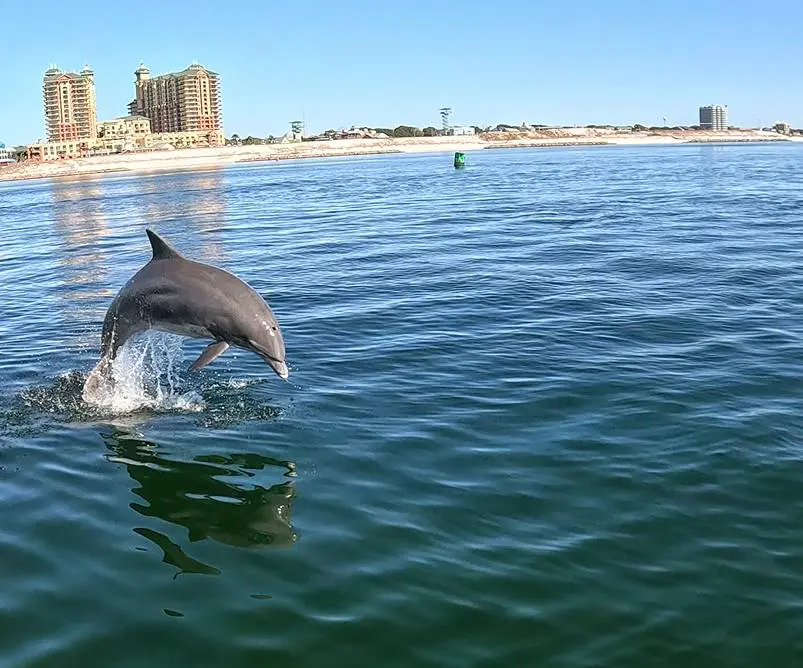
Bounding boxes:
454 152 465 169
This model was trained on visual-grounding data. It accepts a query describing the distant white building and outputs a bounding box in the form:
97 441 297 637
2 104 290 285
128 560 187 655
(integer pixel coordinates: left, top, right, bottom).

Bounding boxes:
0 142 13 166
450 126 475 136
699 105 728 131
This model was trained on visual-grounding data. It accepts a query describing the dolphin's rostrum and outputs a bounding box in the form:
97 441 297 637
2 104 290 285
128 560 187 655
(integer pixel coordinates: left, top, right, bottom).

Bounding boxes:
84 228 288 394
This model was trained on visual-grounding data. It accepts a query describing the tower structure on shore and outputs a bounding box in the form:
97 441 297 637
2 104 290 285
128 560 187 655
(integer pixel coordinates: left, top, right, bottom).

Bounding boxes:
439 107 452 134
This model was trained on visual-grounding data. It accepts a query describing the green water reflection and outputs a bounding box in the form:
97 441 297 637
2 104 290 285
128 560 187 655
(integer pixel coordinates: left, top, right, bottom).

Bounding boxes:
100 427 297 576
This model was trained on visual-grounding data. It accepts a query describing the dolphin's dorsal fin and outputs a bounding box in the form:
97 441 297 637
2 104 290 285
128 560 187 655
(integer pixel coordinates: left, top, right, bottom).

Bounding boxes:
146 228 183 261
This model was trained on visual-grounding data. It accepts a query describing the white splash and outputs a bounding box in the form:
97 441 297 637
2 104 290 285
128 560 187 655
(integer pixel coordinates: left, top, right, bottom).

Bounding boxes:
81 331 206 415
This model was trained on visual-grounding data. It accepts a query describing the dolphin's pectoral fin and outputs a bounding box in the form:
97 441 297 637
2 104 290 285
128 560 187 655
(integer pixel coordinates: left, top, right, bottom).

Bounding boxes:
189 341 230 372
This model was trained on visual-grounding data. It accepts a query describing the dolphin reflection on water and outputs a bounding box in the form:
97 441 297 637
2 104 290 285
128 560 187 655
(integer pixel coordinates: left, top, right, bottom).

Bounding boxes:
102 426 298 576
83 228 288 401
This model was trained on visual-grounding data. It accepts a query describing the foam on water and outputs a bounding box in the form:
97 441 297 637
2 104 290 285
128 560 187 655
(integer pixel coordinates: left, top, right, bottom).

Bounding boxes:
0 331 283 437
81 331 206 415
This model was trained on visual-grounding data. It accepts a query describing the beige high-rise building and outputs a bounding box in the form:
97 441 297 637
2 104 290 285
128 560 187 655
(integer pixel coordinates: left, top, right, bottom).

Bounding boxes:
128 62 222 143
42 65 98 142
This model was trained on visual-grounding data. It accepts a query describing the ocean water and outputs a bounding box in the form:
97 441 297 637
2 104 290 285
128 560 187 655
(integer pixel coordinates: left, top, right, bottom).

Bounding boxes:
2 144 803 666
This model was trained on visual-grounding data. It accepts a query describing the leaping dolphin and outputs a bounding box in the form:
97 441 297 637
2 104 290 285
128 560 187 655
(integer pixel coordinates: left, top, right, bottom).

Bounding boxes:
83 228 288 397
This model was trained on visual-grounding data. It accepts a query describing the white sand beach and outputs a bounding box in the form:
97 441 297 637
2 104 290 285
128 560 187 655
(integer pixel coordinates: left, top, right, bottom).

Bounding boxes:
0 128 796 183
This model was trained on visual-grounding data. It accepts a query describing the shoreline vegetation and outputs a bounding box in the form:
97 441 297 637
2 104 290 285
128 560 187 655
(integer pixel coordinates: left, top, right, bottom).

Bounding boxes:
1 127 798 183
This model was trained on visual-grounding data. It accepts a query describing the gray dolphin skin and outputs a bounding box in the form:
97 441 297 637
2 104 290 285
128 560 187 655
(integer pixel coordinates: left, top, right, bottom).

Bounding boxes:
86 228 288 384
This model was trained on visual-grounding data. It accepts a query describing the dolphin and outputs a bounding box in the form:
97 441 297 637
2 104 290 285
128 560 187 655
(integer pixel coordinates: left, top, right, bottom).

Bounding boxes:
83 228 288 396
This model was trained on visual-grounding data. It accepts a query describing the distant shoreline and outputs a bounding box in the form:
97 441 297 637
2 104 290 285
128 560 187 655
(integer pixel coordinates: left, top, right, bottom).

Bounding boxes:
0 129 797 184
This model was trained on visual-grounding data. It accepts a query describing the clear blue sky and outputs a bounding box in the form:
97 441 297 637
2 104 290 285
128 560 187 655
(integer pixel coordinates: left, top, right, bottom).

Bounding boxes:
2 0 802 146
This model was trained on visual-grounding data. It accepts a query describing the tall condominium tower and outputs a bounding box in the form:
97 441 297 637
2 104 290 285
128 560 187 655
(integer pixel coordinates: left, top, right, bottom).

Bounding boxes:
42 65 98 141
128 62 222 137
699 104 729 131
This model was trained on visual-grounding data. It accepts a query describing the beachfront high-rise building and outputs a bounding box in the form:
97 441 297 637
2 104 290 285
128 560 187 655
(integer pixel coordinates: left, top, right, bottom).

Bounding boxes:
127 62 222 142
699 105 728 131
42 65 98 142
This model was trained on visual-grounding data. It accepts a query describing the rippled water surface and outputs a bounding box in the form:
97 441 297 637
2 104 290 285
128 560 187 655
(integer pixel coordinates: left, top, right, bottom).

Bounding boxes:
3 145 803 666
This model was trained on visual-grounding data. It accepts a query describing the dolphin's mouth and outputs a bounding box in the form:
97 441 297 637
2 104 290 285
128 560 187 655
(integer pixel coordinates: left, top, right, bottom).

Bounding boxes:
270 359 289 380
258 351 289 380
245 340 289 380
